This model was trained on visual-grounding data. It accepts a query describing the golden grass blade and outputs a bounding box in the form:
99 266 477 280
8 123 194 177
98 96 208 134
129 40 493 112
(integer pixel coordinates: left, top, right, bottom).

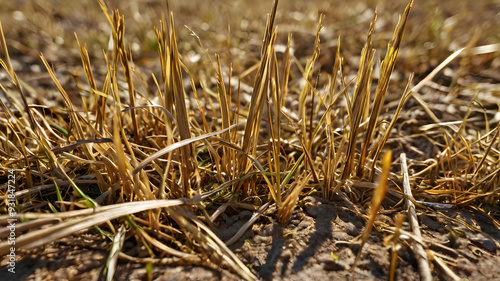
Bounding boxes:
171 207 258 281
169 12 195 197
113 111 137 200
277 172 311 225
0 20 37 133
102 225 126 281
352 150 392 279
358 0 413 177
240 0 279 173
341 12 376 180
132 124 239 176
122 105 176 124
472 123 500 179
0 197 201 257
155 17 173 115
75 34 103 133
269 47 282 205
116 18 140 143
215 54 233 177
261 0 279 57
97 0 113 29
369 74 413 181
280 33 292 106
328 36 342 106
298 14 323 156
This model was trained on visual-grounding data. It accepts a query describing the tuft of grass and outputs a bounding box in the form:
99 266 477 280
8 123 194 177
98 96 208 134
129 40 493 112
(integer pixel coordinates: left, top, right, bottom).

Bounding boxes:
1 0 500 280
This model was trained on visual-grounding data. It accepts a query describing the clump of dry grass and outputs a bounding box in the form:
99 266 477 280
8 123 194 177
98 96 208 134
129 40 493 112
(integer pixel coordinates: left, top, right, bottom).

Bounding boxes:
1 0 499 280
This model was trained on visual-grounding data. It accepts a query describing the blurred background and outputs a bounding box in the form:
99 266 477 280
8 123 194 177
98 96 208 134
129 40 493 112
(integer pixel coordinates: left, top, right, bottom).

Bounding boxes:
0 0 498 78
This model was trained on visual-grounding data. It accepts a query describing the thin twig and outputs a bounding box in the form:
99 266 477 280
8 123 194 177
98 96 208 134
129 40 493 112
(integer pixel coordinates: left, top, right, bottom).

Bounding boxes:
401 153 432 281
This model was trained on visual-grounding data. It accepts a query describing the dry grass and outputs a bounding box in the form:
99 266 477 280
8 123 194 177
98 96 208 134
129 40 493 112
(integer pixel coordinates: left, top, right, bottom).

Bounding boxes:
1 0 499 280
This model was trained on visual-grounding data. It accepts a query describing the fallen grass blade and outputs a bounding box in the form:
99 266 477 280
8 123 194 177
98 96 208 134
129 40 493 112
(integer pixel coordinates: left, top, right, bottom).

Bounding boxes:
225 202 270 246
0 197 202 257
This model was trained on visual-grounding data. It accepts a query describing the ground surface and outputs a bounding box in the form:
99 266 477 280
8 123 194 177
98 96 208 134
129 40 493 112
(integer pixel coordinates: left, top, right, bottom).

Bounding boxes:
7 197 500 280
1 0 500 280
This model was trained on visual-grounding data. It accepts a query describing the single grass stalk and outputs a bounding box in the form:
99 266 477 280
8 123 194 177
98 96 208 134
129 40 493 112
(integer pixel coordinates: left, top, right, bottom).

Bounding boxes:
341 12 376 181
112 111 137 200
298 14 323 173
239 0 279 174
215 54 233 178
382 213 405 281
102 225 126 281
169 12 195 198
352 150 392 280
75 35 101 132
267 44 283 206
368 74 414 181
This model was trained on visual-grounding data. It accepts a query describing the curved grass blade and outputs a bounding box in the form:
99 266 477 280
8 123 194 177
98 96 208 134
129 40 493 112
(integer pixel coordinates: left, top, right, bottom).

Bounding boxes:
132 124 240 176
